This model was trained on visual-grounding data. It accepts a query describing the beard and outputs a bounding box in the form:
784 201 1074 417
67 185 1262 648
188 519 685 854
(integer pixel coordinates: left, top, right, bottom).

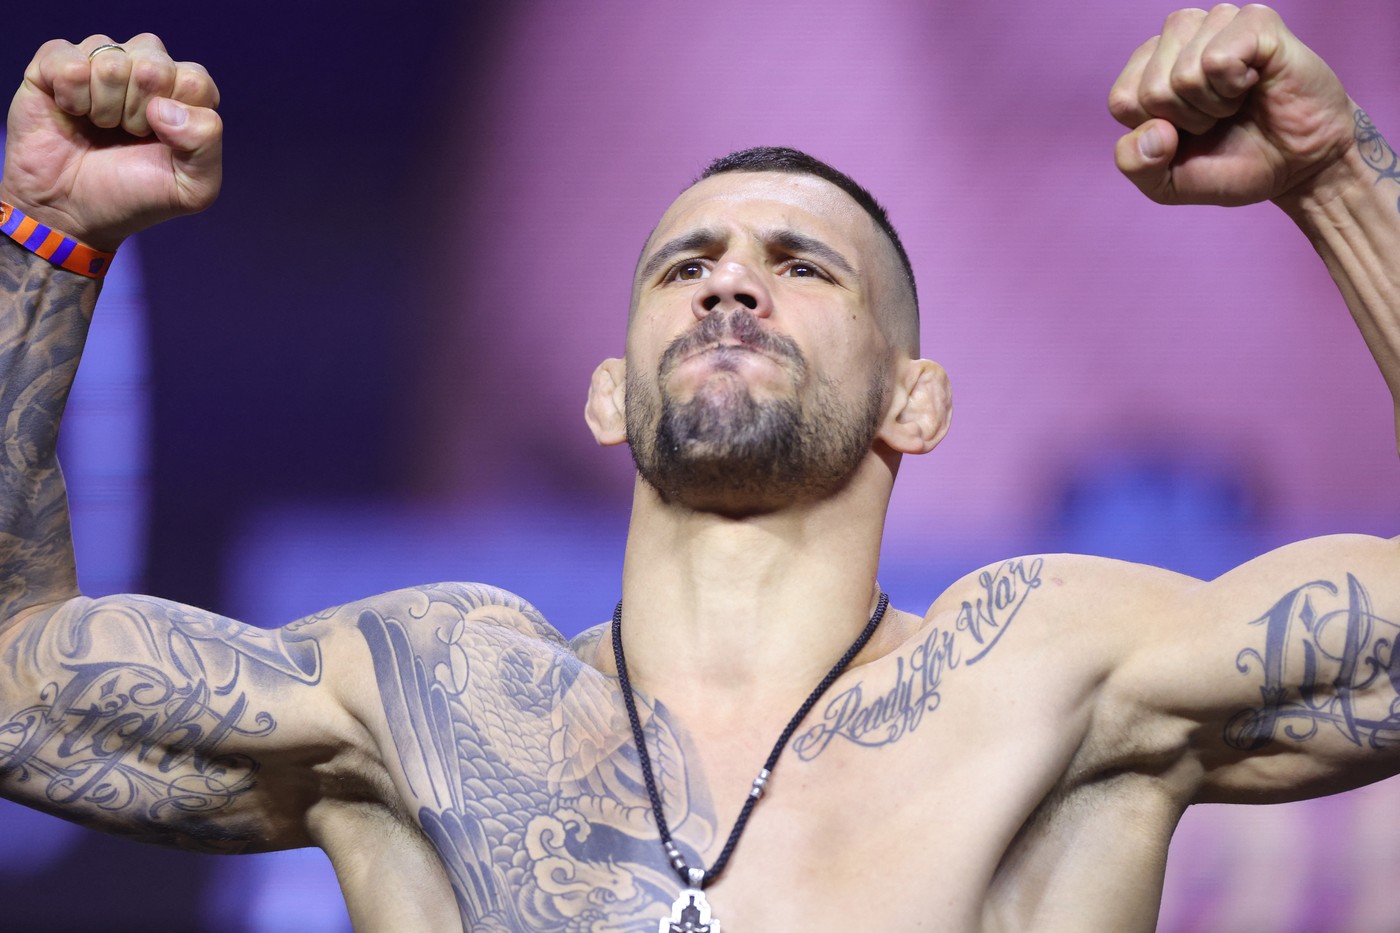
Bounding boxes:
626 311 886 512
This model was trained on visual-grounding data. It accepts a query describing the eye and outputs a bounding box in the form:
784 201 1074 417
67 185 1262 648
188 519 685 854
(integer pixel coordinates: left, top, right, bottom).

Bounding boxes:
665 259 710 283
780 260 829 280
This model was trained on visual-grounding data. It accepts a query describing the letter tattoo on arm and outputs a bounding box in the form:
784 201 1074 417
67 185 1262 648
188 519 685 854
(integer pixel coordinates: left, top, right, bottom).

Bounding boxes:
1226 574 1400 752
0 598 323 851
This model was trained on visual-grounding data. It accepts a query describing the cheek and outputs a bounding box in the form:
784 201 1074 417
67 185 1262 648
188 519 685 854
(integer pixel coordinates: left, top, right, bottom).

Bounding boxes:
808 332 889 395
628 307 686 364
624 328 663 377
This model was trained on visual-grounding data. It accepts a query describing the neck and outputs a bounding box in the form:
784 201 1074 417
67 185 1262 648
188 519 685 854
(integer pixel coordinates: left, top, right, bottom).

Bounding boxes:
613 453 901 714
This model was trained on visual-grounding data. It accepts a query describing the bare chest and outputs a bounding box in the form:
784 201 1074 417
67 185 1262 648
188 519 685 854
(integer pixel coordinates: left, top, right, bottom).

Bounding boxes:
346 575 1168 931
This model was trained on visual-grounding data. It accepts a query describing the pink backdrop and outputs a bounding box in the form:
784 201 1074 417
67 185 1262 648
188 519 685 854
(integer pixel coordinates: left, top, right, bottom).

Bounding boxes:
2 2 1400 929
414 0 1400 543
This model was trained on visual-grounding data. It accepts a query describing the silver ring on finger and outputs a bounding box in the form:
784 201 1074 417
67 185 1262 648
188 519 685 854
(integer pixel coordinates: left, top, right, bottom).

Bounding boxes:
87 44 127 60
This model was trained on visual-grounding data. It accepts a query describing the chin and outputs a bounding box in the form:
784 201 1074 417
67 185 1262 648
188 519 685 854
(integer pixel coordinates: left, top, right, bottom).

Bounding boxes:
626 365 884 515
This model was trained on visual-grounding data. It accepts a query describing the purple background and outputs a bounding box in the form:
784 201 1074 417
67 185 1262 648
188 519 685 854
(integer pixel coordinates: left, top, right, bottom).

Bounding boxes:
2 1 1400 929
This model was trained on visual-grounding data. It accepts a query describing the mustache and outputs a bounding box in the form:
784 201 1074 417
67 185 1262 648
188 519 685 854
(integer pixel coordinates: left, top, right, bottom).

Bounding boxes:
657 312 806 380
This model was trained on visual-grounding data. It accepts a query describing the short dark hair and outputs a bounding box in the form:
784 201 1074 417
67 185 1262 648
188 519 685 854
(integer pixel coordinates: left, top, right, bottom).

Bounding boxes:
698 146 918 311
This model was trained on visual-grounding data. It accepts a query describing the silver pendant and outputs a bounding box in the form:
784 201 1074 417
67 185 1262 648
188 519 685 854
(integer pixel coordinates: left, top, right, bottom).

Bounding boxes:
659 887 720 932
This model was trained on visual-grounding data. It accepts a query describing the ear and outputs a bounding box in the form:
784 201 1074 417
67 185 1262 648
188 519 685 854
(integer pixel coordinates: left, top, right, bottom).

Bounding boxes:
877 358 951 455
585 358 629 446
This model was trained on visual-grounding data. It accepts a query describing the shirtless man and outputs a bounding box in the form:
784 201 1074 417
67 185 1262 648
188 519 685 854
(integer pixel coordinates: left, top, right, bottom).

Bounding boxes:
2 5 1398 930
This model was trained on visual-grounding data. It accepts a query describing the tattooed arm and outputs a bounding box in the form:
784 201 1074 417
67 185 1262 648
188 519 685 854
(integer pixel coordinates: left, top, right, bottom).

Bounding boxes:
0 569 376 851
1284 112 1400 444
1081 8 1400 801
1050 540 1395 805
0 31 223 620
0 38 384 853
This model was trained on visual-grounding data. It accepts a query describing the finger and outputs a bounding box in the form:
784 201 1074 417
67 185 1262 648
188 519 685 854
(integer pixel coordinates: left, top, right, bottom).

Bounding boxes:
30 38 95 117
1108 36 1159 128
120 36 178 137
1137 8 1220 136
1170 4 1251 120
1115 118 1181 204
1199 4 1281 100
170 61 220 110
80 36 134 129
147 97 224 205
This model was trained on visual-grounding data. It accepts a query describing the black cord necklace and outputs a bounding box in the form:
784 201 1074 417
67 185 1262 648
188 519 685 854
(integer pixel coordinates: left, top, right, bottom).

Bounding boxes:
612 592 890 932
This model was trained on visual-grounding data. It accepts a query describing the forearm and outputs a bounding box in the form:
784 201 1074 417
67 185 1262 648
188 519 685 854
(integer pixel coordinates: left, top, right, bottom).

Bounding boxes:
1281 106 1400 449
0 237 96 625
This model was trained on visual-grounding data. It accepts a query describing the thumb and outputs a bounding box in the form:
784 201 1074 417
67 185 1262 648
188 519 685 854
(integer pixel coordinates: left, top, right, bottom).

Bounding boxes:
1115 118 1180 204
147 96 223 209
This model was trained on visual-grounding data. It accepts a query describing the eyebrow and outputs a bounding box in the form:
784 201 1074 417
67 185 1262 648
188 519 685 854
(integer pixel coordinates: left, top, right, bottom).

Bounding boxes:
767 229 857 278
637 227 858 284
638 228 725 284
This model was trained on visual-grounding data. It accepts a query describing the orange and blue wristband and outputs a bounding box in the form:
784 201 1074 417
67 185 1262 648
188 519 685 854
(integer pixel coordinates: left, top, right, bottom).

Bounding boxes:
0 201 115 279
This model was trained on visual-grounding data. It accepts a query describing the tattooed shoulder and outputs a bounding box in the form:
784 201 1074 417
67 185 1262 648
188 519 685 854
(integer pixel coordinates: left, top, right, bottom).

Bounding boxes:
568 623 608 665
346 582 711 929
353 582 568 646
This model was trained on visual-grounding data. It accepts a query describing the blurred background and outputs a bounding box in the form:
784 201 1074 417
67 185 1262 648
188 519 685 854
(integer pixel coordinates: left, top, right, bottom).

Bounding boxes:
1 0 1399 929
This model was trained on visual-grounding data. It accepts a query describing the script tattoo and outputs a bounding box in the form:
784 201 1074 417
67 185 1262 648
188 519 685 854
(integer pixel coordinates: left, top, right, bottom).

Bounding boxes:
1356 109 1400 213
794 559 1043 759
1226 575 1400 751
0 599 322 849
955 557 1045 665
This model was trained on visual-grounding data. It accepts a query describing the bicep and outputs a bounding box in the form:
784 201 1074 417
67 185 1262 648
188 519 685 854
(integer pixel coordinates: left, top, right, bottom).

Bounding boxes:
0 594 375 852
1114 533 1400 803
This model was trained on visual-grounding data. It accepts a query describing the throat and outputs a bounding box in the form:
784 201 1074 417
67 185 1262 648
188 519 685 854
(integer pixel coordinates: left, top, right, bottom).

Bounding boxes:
611 594 889 892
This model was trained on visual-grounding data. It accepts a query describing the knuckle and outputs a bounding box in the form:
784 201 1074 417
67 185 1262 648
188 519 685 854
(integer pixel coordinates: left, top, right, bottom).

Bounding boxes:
172 70 200 98
1107 89 1140 121
1163 7 1208 29
36 38 74 60
56 58 90 87
1168 64 1204 95
1138 80 1177 113
173 67 217 105
1209 3 1241 15
131 59 173 92
89 56 130 84
1238 4 1282 28
1200 47 1236 76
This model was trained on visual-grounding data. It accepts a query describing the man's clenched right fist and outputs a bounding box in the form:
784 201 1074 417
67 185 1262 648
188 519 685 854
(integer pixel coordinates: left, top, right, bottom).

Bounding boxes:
0 33 221 251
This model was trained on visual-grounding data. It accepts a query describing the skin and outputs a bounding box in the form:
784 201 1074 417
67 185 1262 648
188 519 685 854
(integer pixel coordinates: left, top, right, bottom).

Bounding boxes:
1 7 1400 931
611 169 940 516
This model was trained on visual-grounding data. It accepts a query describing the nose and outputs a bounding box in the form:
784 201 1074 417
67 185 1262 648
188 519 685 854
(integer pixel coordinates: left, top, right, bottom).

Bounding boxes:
692 259 773 321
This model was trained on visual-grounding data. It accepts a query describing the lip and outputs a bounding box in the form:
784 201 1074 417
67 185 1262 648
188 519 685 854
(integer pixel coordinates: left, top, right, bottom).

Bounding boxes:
667 345 790 392
680 342 777 367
